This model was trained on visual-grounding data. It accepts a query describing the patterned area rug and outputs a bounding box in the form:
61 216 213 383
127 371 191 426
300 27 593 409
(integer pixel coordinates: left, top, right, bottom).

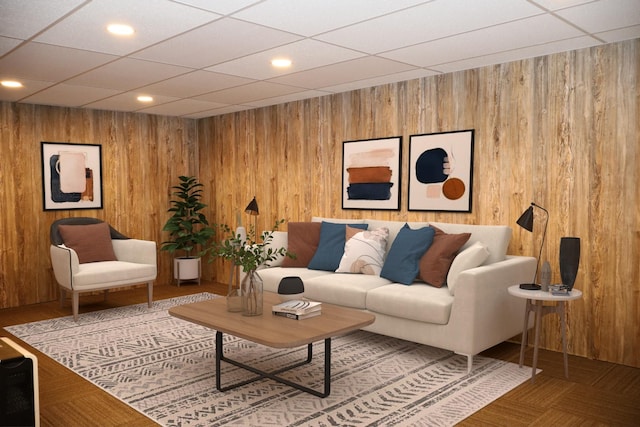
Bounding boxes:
7 293 531 426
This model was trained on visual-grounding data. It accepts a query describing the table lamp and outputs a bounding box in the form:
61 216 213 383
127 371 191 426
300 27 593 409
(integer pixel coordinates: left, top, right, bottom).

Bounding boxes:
516 202 549 289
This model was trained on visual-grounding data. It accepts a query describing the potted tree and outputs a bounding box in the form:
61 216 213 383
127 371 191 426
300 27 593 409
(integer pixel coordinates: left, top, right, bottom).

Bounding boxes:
161 176 215 285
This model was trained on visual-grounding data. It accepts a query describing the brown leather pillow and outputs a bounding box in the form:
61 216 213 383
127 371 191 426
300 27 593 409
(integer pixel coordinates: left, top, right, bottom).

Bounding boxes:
281 222 322 267
58 222 117 264
419 226 471 287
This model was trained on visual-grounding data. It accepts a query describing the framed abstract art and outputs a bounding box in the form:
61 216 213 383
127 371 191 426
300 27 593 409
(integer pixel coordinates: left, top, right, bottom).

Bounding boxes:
408 130 474 212
342 136 402 210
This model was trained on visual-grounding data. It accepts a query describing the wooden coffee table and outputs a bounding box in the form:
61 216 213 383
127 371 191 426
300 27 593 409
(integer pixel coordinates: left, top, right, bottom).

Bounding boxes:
168 292 375 397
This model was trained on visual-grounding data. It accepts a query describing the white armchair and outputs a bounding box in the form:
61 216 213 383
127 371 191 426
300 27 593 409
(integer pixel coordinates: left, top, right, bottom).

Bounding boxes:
49 218 157 321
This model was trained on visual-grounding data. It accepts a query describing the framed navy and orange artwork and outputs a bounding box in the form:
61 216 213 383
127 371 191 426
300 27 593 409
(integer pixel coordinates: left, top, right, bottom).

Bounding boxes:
342 136 402 211
408 130 474 212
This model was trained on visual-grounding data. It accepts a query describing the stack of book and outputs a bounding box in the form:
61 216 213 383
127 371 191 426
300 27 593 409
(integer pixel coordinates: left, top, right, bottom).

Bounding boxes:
272 300 322 320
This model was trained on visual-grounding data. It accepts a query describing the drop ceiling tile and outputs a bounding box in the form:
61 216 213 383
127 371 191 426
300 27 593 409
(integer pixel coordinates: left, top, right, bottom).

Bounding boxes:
195 81 304 104
172 0 262 15
269 56 416 89
0 79 53 102
0 36 22 56
83 92 178 112
207 39 365 80
132 18 301 69
137 70 254 98
381 14 586 67
67 58 193 91
432 36 599 74
315 0 543 54
528 0 593 10
245 89 331 107
596 25 640 43
0 42 117 82
232 0 429 36
34 0 221 56
138 99 227 116
320 69 439 93
555 0 640 34
0 0 85 39
21 83 121 107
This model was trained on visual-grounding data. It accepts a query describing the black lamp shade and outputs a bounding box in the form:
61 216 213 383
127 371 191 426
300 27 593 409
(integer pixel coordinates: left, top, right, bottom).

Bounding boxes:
516 206 534 232
245 197 259 216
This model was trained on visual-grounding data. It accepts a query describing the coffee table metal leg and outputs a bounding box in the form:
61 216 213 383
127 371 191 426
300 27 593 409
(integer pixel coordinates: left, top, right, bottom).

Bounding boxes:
215 331 331 397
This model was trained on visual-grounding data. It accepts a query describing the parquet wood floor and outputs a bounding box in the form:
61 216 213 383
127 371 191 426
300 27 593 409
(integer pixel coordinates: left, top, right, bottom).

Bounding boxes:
1 281 638 426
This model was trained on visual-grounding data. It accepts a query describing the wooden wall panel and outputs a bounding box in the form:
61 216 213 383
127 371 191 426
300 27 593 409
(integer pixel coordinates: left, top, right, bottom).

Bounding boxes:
198 40 639 368
0 104 198 308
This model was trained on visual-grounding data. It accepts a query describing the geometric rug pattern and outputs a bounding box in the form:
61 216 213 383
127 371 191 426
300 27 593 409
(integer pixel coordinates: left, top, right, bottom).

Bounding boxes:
6 293 531 426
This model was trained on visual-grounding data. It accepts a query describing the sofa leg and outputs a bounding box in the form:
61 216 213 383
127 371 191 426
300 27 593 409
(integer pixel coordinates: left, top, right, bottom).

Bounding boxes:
72 292 80 322
103 289 109 302
466 355 473 374
147 282 153 308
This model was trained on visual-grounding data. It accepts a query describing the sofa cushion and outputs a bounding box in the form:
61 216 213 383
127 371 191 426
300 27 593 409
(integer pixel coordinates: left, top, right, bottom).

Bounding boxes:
336 227 389 275
308 222 368 271
303 273 392 309
429 222 511 265
258 267 334 293
446 241 490 295
365 219 430 252
419 226 471 287
380 224 435 285
281 222 321 267
366 283 454 324
58 222 117 264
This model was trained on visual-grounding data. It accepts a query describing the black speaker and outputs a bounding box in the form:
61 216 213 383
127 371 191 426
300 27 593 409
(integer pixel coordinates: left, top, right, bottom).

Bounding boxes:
0 338 39 427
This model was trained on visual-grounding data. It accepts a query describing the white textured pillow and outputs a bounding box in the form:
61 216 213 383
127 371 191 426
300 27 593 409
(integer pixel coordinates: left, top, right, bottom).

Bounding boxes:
336 227 389 275
447 241 490 295
263 231 288 267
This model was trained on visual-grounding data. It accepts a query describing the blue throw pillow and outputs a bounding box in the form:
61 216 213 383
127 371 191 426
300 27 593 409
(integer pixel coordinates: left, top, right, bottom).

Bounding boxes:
380 224 435 285
308 222 368 271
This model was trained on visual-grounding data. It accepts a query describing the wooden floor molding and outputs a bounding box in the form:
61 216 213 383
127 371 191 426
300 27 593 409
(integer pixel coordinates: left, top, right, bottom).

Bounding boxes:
1 281 638 426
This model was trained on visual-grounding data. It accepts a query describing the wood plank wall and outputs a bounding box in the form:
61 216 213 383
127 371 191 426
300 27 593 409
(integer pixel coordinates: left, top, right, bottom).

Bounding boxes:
0 105 198 307
0 40 637 368
199 40 639 368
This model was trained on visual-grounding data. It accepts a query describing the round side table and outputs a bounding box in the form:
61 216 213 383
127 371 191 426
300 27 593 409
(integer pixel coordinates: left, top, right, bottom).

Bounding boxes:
507 285 582 383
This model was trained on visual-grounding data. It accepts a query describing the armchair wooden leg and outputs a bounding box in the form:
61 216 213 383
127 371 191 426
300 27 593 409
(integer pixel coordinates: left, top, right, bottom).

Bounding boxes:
103 290 109 302
72 292 80 322
147 282 153 308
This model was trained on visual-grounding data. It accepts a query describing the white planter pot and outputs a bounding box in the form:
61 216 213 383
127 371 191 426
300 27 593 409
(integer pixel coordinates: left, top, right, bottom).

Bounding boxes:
173 257 201 283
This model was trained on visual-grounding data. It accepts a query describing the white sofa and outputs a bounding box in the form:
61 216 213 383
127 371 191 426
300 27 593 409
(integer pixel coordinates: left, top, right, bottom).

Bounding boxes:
258 217 536 372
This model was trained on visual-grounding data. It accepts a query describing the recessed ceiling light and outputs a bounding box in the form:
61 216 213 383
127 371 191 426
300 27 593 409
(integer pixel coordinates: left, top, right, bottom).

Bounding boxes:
1 80 23 88
137 95 153 103
271 58 292 68
107 23 134 36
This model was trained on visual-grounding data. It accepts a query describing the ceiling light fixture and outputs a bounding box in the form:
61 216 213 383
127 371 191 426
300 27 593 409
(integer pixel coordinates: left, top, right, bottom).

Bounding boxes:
107 23 134 36
271 58 292 68
1 80 23 88
137 95 153 103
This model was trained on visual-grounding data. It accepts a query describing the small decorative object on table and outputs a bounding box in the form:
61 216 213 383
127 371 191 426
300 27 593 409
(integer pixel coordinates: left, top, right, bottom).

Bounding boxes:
277 276 305 301
559 237 580 290
209 218 293 316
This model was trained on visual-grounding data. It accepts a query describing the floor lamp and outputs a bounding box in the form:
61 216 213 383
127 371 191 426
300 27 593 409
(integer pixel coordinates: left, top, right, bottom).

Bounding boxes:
517 202 549 289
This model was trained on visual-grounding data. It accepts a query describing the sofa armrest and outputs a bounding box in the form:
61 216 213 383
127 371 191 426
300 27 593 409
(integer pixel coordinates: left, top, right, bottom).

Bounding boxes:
112 239 157 265
447 255 536 355
50 244 79 289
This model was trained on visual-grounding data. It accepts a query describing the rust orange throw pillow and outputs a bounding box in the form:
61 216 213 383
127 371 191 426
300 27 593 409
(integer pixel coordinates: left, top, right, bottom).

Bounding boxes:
419 226 471 287
58 222 117 264
281 222 322 267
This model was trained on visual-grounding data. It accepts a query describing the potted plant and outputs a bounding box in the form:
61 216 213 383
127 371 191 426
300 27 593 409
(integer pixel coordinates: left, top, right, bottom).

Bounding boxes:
161 176 215 284
210 219 293 316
